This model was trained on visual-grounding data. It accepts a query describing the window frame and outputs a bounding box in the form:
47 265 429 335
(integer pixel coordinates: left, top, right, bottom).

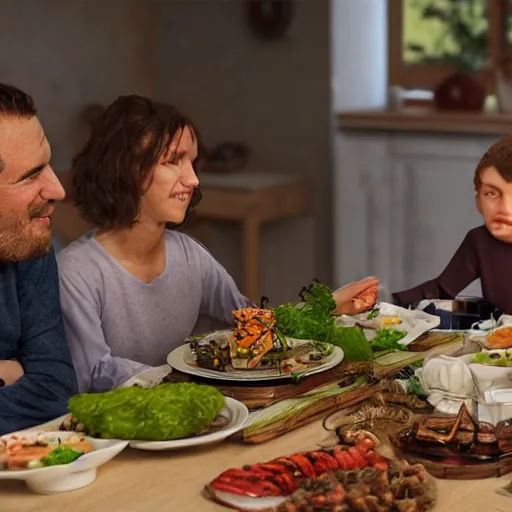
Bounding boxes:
388 0 506 91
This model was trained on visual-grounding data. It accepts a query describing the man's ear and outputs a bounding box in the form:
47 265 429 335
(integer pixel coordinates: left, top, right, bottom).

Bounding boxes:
475 188 483 214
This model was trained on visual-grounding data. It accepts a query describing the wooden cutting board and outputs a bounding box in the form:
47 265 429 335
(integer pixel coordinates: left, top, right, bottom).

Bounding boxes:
240 377 391 444
165 331 465 408
391 449 512 479
408 331 465 352
164 361 374 409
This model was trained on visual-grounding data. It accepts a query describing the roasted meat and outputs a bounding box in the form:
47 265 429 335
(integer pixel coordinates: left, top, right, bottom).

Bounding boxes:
497 419 512 453
454 430 475 446
275 460 436 512
407 404 512 461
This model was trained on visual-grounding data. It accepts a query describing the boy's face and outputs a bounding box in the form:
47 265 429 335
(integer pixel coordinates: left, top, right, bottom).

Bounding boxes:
476 166 512 243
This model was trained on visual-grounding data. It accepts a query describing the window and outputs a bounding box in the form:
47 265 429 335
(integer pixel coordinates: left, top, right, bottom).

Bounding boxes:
388 0 509 91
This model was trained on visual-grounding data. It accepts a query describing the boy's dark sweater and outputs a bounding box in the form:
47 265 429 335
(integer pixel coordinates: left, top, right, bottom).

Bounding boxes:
393 225 512 314
0 248 78 435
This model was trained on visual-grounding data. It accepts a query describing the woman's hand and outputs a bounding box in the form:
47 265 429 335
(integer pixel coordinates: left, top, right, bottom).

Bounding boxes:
0 360 24 386
333 277 379 316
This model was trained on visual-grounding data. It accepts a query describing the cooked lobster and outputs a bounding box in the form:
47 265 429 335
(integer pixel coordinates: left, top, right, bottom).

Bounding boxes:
231 307 277 369
208 437 389 498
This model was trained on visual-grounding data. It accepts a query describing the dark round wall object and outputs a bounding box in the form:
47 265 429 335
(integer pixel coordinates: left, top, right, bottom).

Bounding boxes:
246 0 294 40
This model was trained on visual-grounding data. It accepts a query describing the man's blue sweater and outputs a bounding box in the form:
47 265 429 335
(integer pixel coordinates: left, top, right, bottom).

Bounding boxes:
0 248 78 435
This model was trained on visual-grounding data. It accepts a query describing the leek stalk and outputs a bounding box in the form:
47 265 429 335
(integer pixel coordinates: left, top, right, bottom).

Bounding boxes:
243 375 368 436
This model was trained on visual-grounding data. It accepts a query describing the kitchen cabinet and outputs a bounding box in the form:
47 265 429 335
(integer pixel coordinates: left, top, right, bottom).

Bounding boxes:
333 130 501 297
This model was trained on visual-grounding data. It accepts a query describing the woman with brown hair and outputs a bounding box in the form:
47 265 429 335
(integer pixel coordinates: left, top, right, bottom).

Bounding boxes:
57 95 254 393
58 94 379 394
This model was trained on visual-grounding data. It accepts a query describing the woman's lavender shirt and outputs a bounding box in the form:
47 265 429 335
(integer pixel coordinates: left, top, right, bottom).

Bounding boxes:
57 230 251 393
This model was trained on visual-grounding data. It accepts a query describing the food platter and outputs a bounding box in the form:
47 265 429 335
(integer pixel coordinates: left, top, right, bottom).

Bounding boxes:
38 393 249 453
0 431 128 494
167 343 344 382
204 431 437 511
389 404 512 479
128 397 249 451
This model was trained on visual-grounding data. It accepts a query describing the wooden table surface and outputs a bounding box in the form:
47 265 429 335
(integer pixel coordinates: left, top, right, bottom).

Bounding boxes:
1 420 511 512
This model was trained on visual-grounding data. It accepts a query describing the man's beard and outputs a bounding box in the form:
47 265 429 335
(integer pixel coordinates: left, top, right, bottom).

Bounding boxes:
0 203 53 262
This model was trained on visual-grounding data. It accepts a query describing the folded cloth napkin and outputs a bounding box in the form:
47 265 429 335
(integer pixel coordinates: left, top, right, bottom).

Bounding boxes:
118 365 172 389
416 355 475 415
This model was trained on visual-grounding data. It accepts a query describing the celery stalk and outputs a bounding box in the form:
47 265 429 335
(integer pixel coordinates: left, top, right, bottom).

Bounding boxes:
243 375 367 435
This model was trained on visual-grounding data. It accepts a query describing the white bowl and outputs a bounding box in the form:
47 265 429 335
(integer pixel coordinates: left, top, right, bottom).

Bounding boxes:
0 431 128 494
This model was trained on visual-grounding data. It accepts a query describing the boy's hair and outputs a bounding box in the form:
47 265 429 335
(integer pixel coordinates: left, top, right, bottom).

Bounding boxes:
474 136 512 190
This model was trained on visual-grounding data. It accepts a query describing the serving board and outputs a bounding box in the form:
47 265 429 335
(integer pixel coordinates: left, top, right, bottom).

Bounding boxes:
164 331 465 408
161 332 465 443
241 377 390 444
391 449 512 479
164 361 374 409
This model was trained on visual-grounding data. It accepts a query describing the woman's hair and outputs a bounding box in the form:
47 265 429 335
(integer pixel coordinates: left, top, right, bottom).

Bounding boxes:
474 136 512 191
72 94 203 229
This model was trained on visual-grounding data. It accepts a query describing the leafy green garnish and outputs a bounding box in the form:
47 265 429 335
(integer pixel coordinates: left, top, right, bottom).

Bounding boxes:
367 308 379 319
41 446 83 467
273 282 373 361
370 328 407 353
473 351 512 367
69 383 225 441
291 372 306 384
406 375 428 399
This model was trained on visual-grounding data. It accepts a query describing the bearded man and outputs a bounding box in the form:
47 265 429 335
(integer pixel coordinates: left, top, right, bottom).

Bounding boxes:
0 83 77 435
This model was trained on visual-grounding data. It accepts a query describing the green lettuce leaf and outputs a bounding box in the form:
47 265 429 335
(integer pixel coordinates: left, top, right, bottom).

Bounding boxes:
273 282 373 361
68 383 225 441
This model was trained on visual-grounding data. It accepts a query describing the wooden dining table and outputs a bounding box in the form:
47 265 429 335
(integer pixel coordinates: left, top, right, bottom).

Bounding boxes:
0 419 511 512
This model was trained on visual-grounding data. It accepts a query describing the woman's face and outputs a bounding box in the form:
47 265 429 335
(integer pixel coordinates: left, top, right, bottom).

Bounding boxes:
476 166 512 243
140 126 199 225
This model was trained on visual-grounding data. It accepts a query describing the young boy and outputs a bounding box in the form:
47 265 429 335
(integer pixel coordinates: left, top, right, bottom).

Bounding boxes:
392 136 512 314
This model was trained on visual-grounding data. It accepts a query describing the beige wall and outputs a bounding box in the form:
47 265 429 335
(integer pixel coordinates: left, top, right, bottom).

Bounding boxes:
0 0 332 304
0 0 153 171
153 0 332 304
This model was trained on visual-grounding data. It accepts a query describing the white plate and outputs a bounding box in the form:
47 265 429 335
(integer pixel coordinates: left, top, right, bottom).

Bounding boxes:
337 301 440 346
167 343 344 382
0 431 128 494
128 397 249 451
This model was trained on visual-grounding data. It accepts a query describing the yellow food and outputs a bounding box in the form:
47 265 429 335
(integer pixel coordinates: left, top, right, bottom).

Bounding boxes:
381 316 402 327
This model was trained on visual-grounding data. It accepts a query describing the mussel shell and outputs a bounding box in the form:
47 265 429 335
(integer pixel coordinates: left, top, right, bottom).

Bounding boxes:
322 405 359 431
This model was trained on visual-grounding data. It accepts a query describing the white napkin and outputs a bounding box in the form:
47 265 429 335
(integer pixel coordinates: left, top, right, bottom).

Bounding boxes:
118 364 172 389
336 301 440 346
417 355 475 415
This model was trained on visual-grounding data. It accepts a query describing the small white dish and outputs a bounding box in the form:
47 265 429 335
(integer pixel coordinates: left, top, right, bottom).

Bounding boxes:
129 397 249 451
476 400 512 426
0 431 128 494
